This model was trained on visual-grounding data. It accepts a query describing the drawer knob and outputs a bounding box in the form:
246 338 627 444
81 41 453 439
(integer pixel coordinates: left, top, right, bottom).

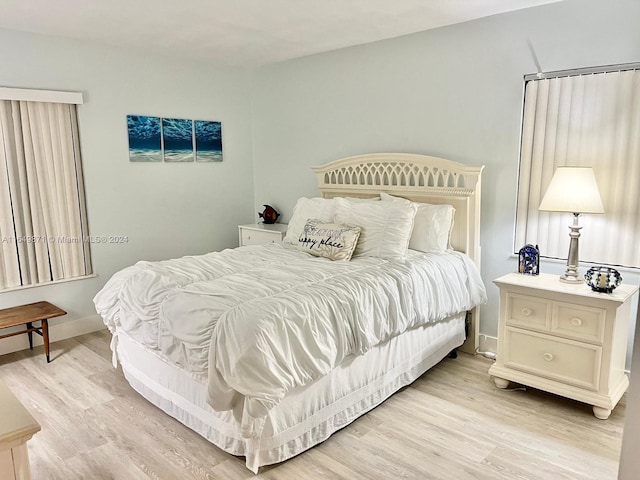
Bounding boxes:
571 317 582 327
521 308 532 317
543 352 554 362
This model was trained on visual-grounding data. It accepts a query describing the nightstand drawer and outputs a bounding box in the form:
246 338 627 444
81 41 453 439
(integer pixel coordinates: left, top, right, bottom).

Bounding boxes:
504 328 601 391
506 293 551 331
240 229 282 246
552 302 605 344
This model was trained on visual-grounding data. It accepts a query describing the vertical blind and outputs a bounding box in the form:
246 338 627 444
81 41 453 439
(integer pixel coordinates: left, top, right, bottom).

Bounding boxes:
0 100 92 290
515 68 640 268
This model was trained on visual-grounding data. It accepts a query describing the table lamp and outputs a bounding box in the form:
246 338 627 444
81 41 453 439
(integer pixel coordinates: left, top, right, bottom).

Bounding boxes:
538 166 605 283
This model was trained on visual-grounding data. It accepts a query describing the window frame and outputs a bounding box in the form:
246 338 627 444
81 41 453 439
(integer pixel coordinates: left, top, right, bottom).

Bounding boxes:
0 87 96 293
514 62 640 270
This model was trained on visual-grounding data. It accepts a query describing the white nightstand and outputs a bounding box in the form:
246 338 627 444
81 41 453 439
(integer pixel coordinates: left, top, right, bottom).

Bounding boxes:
488 272 638 419
238 223 288 246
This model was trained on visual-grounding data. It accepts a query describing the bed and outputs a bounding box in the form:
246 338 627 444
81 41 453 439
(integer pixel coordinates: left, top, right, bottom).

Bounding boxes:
94 152 486 473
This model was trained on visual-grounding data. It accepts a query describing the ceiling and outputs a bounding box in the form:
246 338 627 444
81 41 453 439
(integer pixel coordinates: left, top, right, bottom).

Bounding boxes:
0 0 563 67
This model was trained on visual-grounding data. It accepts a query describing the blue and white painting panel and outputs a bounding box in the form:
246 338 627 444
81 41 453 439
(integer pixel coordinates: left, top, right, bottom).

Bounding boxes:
127 115 162 162
195 120 223 162
162 118 194 162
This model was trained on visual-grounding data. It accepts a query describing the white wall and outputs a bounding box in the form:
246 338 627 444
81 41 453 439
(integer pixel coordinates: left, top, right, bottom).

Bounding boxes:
0 29 255 353
250 0 640 366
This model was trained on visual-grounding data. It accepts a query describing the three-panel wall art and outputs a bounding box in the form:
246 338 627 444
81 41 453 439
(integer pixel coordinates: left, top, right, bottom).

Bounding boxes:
127 115 223 162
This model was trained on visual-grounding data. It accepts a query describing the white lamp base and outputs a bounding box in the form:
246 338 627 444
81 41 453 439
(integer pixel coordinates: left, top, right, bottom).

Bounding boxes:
560 213 583 284
560 273 583 284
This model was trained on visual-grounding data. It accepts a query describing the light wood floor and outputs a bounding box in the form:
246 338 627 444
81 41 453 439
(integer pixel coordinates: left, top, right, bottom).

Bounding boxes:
0 330 624 480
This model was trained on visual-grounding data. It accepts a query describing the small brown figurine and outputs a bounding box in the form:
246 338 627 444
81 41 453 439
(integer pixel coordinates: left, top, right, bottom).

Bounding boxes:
258 205 280 224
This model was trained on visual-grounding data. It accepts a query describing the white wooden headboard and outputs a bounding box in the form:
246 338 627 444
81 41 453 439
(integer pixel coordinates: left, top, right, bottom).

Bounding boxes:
312 152 484 353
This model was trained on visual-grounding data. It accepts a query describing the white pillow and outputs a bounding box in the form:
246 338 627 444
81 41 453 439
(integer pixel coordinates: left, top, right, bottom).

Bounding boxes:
333 197 417 260
284 196 379 245
380 192 455 252
296 219 361 261
284 197 336 244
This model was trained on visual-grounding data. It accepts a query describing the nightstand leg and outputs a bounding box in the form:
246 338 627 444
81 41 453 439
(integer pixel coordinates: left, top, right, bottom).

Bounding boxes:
493 377 510 389
593 406 611 420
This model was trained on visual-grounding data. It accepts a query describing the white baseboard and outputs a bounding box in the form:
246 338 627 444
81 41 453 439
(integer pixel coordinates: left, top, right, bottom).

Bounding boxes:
0 314 106 357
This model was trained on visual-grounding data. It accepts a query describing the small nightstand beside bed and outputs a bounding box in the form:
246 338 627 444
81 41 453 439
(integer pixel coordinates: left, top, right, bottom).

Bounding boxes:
94 153 487 472
238 223 287 246
489 272 638 419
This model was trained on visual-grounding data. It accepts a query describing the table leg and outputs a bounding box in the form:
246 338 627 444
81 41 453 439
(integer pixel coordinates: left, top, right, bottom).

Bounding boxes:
42 319 50 363
26 322 34 350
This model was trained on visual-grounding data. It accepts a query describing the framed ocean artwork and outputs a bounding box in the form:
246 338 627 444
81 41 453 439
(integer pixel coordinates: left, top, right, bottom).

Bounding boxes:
162 118 194 162
127 115 162 162
127 115 223 163
195 120 223 162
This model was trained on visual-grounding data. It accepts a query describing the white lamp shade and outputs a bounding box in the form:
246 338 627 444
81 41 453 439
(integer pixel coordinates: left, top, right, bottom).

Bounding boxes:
538 167 605 214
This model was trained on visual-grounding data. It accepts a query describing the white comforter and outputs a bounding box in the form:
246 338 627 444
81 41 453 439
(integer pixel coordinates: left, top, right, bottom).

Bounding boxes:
94 243 486 437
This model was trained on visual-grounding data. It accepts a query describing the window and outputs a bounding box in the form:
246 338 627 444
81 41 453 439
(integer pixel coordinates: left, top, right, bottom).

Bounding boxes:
0 88 91 290
515 65 640 268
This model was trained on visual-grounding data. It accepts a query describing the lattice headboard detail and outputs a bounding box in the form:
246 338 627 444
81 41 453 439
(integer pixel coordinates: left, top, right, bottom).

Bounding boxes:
318 159 471 191
312 152 484 267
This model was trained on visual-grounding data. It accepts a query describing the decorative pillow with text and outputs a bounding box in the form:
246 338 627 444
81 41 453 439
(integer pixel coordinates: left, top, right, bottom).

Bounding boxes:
296 219 361 261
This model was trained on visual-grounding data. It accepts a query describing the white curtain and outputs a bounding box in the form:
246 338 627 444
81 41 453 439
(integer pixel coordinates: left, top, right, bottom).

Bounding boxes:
515 69 640 268
0 100 91 289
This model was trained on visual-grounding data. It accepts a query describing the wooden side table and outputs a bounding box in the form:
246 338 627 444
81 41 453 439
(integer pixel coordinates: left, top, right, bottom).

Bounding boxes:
0 302 66 363
0 379 40 480
489 272 638 419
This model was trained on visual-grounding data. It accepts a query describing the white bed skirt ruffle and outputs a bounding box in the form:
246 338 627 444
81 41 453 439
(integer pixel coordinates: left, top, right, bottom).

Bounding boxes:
115 313 465 473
